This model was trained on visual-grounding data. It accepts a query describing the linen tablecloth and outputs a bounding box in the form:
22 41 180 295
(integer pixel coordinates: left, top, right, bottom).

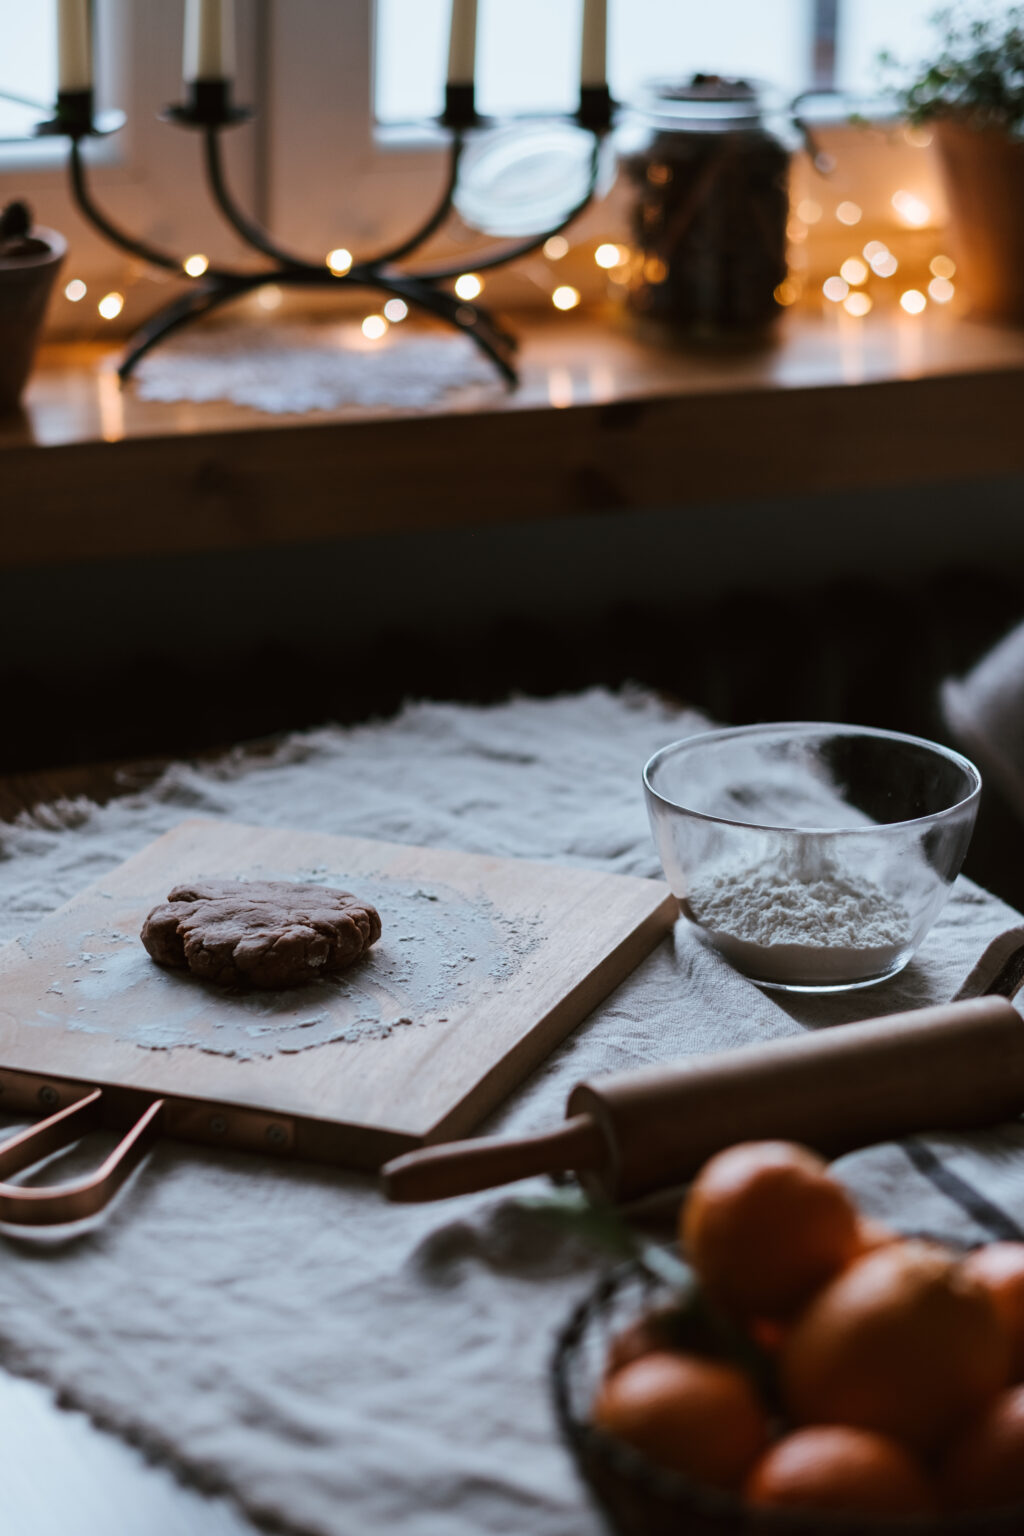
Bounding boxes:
0 688 1022 1536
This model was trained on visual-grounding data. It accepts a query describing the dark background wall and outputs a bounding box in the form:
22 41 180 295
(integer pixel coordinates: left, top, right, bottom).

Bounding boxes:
3 471 1023 901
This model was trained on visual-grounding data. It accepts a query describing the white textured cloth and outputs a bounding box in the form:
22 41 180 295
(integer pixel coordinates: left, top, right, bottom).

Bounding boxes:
132 323 501 414
0 688 1021 1536
944 618 1024 825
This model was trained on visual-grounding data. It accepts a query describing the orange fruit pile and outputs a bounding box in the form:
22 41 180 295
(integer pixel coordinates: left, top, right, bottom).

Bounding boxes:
591 1139 1024 1520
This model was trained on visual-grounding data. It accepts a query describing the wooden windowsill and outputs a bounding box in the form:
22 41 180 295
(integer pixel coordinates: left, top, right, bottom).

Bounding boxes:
3 306 1024 571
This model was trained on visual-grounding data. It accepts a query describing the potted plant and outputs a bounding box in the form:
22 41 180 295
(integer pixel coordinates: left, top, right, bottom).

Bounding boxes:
0 200 66 414
888 6 1024 323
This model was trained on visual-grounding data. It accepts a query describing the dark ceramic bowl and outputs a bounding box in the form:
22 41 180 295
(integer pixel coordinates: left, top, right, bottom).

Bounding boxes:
0 224 66 413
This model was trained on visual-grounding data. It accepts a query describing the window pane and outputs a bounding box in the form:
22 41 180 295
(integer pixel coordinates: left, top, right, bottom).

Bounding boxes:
375 0 579 122
376 0 447 123
0 1 56 140
376 0 813 125
836 0 939 93
610 1 810 102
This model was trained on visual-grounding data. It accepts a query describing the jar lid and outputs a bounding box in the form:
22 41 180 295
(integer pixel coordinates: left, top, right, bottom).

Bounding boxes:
630 74 783 130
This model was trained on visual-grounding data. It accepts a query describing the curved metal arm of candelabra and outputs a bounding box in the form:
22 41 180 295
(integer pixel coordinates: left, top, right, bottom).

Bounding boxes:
202 127 323 273
117 263 518 387
358 131 465 270
100 114 613 391
68 140 184 273
116 277 255 378
359 267 517 385
411 135 604 283
69 137 248 283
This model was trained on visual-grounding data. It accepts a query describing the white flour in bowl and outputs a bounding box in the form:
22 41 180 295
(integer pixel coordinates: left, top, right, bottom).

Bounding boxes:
685 861 917 986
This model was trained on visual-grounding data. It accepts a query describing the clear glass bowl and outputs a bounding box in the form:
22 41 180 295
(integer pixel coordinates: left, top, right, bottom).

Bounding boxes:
643 723 981 994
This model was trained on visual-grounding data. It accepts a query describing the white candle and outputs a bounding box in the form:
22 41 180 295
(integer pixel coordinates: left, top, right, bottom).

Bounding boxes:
580 0 608 88
183 0 236 83
57 0 92 92
447 0 478 87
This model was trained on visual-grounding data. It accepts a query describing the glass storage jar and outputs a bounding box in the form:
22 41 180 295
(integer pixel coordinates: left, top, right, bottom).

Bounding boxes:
618 75 795 341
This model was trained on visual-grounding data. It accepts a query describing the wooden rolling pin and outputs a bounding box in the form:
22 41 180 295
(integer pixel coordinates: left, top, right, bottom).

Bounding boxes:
382 995 1024 1203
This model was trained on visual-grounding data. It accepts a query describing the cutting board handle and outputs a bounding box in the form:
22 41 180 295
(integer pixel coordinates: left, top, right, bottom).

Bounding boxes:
0 1090 164 1226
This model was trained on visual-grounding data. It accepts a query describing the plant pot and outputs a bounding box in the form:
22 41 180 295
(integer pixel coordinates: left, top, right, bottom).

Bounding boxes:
0 225 66 413
934 119 1024 324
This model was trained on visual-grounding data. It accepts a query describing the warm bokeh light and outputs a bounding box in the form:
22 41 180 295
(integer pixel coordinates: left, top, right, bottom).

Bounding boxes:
642 256 668 285
843 291 873 317
183 253 209 277
822 276 850 303
930 254 956 279
594 243 626 269
786 218 808 244
836 201 862 226
928 276 955 304
361 314 388 340
256 284 283 310
543 235 569 261
904 124 934 148
64 278 87 302
773 280 799 307
863 240 889 262
892 189 931 227
839 257 868 287
454 272 483 301
98 291 124 320
326 247 353 275
871 251 899 278
796 198 822 225
900 289 927 315
552 284 581 311
383 298 409 322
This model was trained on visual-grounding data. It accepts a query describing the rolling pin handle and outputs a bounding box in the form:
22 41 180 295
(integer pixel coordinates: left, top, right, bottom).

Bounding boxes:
0 1090 165 1227
382 1113 605 1203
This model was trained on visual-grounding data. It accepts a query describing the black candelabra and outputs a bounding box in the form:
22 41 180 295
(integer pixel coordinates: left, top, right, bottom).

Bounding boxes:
35 79 615 387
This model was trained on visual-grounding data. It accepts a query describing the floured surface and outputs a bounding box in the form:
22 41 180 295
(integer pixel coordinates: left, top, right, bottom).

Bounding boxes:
0 817 674 1152
30 874 539 1061
0 689 1019 1536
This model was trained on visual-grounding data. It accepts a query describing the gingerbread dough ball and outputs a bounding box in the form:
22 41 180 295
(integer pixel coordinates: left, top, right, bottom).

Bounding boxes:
141 879 381 989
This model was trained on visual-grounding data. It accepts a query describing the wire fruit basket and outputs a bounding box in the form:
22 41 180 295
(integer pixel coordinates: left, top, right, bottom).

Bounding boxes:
551 1262 1024 1536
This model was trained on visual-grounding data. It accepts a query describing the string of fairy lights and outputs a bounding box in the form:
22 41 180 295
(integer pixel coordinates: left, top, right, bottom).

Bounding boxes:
56 130 956 339
779 183 957 322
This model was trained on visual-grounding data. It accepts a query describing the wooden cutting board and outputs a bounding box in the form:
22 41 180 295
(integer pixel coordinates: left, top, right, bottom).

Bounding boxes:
0 819 676 1169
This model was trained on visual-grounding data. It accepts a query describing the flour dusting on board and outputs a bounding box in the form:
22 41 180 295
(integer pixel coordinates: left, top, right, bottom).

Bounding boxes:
25 873 542 1061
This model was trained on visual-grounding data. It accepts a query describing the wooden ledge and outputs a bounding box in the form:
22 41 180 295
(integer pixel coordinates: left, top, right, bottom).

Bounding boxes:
3 308 1024 571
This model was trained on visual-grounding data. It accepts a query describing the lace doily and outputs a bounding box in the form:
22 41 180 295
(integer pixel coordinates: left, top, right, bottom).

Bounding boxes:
132 322 503 414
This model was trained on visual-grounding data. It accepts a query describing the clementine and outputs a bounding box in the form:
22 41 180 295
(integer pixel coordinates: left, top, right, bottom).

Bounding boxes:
605 1307 681 1375
943 1383 1024 1511
680 1140 862 1319
746 1425 936 1516
962 1242 1024 1380
854 1216 899 1256
592 1349 768 1488
781 1239 1010 1452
